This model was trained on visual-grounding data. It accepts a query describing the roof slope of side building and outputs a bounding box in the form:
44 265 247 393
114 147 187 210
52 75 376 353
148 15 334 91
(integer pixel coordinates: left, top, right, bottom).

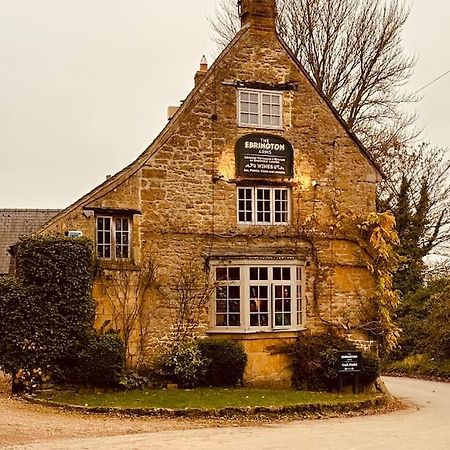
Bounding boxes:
0 209 61 275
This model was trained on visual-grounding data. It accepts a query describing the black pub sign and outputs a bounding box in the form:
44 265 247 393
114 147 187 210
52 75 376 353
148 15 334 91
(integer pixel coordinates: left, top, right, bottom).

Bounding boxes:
235 134 294 178
338 351 361 373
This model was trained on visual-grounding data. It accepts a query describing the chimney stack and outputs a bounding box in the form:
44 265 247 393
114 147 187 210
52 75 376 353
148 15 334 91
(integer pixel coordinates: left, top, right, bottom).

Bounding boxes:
195 55 208 86
239 0 277 31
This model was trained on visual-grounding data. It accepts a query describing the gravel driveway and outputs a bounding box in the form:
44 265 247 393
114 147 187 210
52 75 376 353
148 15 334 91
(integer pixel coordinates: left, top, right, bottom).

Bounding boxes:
0 374 215 448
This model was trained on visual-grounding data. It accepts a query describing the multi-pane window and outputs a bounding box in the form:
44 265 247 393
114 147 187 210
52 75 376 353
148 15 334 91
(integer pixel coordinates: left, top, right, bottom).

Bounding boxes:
215 267 241 327
237 187 290 225
96 216 131 260
212 263 305 331
238 90 282 129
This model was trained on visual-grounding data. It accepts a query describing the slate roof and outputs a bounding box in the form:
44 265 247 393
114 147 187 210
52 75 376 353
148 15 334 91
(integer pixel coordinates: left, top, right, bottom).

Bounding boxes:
0 209 60 275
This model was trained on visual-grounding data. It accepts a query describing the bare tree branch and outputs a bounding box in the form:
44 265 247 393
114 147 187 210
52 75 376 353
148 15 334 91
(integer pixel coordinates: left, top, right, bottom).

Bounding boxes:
210 0 417 155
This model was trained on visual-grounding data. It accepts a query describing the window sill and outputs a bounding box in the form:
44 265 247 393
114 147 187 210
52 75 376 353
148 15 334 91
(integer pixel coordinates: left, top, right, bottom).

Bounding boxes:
238 124 284 131
97 260 140 271
206 328 306 339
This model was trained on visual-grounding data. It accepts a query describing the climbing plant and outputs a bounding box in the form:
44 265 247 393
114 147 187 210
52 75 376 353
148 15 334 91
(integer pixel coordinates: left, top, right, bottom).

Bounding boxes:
359 211 401 351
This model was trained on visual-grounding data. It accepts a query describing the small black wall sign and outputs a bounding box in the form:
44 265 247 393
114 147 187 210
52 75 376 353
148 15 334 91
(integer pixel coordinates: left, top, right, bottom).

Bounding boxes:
338 351 361 373
235 134 294 178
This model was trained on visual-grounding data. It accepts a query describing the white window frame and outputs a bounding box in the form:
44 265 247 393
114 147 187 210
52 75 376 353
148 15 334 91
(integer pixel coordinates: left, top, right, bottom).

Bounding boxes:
237 89 283 129
237 186 291 225
210 260 306 333
96 215 131 260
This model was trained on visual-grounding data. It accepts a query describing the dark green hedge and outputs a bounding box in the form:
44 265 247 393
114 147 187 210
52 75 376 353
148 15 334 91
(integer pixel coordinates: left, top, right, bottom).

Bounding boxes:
198 339 247 386
291 334 380 391
0 235 124 391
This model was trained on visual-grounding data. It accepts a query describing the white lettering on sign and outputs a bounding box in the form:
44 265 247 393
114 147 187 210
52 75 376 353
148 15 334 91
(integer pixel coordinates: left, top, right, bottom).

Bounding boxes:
244 141 286 152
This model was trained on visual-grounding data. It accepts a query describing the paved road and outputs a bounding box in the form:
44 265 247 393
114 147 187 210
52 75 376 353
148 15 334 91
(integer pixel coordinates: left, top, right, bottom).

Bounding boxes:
10 377 450 450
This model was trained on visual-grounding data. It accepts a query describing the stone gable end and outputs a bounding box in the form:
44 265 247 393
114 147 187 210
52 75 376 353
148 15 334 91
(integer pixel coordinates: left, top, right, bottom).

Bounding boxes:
41 2 378 387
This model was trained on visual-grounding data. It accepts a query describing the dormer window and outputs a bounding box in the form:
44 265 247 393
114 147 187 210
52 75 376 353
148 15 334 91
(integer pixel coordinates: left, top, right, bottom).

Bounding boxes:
238 89 283 129
96 216 131 260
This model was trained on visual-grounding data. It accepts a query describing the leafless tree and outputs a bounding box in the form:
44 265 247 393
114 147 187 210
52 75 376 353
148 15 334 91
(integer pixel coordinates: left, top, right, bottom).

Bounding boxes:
168 256 216 340
100 252 161 366
379 143 450 272
211 0 417 155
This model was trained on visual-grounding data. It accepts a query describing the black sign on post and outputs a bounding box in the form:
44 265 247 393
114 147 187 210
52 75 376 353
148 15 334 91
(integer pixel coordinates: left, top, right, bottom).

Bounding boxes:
338 351 361 394
338 351 361 373
235 134 294 178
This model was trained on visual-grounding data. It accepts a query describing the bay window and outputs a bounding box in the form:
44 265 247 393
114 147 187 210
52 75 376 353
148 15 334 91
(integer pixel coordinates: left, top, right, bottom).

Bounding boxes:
211 261 305 332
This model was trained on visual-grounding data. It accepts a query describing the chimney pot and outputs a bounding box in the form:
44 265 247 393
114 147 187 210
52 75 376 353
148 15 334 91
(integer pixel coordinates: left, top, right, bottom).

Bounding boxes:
200 55 208 72
195 55 209 86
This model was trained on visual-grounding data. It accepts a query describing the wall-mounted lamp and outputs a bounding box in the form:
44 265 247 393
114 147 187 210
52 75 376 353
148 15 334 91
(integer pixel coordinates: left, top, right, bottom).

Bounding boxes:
311 180 319 188
212 172 224 183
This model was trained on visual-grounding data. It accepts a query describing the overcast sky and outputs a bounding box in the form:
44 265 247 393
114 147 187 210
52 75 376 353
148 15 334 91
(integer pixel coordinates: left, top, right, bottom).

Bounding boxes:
0 0 449 209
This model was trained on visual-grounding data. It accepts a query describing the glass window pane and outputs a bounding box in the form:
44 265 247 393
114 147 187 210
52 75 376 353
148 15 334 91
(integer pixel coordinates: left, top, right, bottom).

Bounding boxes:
216 314 227 326
241 113 249 123
274 284 282 297
229 314 240 326
216 268 227 281
229 300 240 312
249 114 259 124
250 93 258 102
216 286 227 299
228 267 240 280
228 285 240 298
216 300 227 313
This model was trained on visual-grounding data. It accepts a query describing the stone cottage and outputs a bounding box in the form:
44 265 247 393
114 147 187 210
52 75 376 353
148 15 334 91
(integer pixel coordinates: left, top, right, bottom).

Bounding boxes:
41 0 381 386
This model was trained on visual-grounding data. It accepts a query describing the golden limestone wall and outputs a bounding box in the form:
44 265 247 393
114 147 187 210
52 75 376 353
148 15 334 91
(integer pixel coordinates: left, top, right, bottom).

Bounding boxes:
42 20 378 386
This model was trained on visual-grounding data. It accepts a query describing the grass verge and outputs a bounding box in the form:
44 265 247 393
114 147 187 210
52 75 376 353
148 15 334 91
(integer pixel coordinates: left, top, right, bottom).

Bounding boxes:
36 388 378 410
383 354 450 381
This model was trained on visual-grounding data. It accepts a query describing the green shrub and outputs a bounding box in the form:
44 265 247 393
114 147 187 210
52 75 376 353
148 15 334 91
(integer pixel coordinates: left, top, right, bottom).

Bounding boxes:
198 339 247 386
119 371 150 390
74 332 125 388
0 235 123 391
424 280 450 359
152 340 206 387
291 333 380 391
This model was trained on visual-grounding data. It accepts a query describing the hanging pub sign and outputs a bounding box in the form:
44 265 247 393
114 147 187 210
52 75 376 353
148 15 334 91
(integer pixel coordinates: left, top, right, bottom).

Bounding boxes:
235 134 294 178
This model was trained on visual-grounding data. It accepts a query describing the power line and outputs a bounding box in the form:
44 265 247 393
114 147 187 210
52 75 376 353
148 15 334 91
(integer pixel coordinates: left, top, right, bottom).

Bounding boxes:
413 70 450 94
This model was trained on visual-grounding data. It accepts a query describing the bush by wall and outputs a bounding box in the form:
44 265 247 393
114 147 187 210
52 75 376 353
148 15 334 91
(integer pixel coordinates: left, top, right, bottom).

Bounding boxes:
150 339 248 388
291 333 380 391
0 235 124 391
151 340 206 387
71 332 125 387
198 339 247 386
